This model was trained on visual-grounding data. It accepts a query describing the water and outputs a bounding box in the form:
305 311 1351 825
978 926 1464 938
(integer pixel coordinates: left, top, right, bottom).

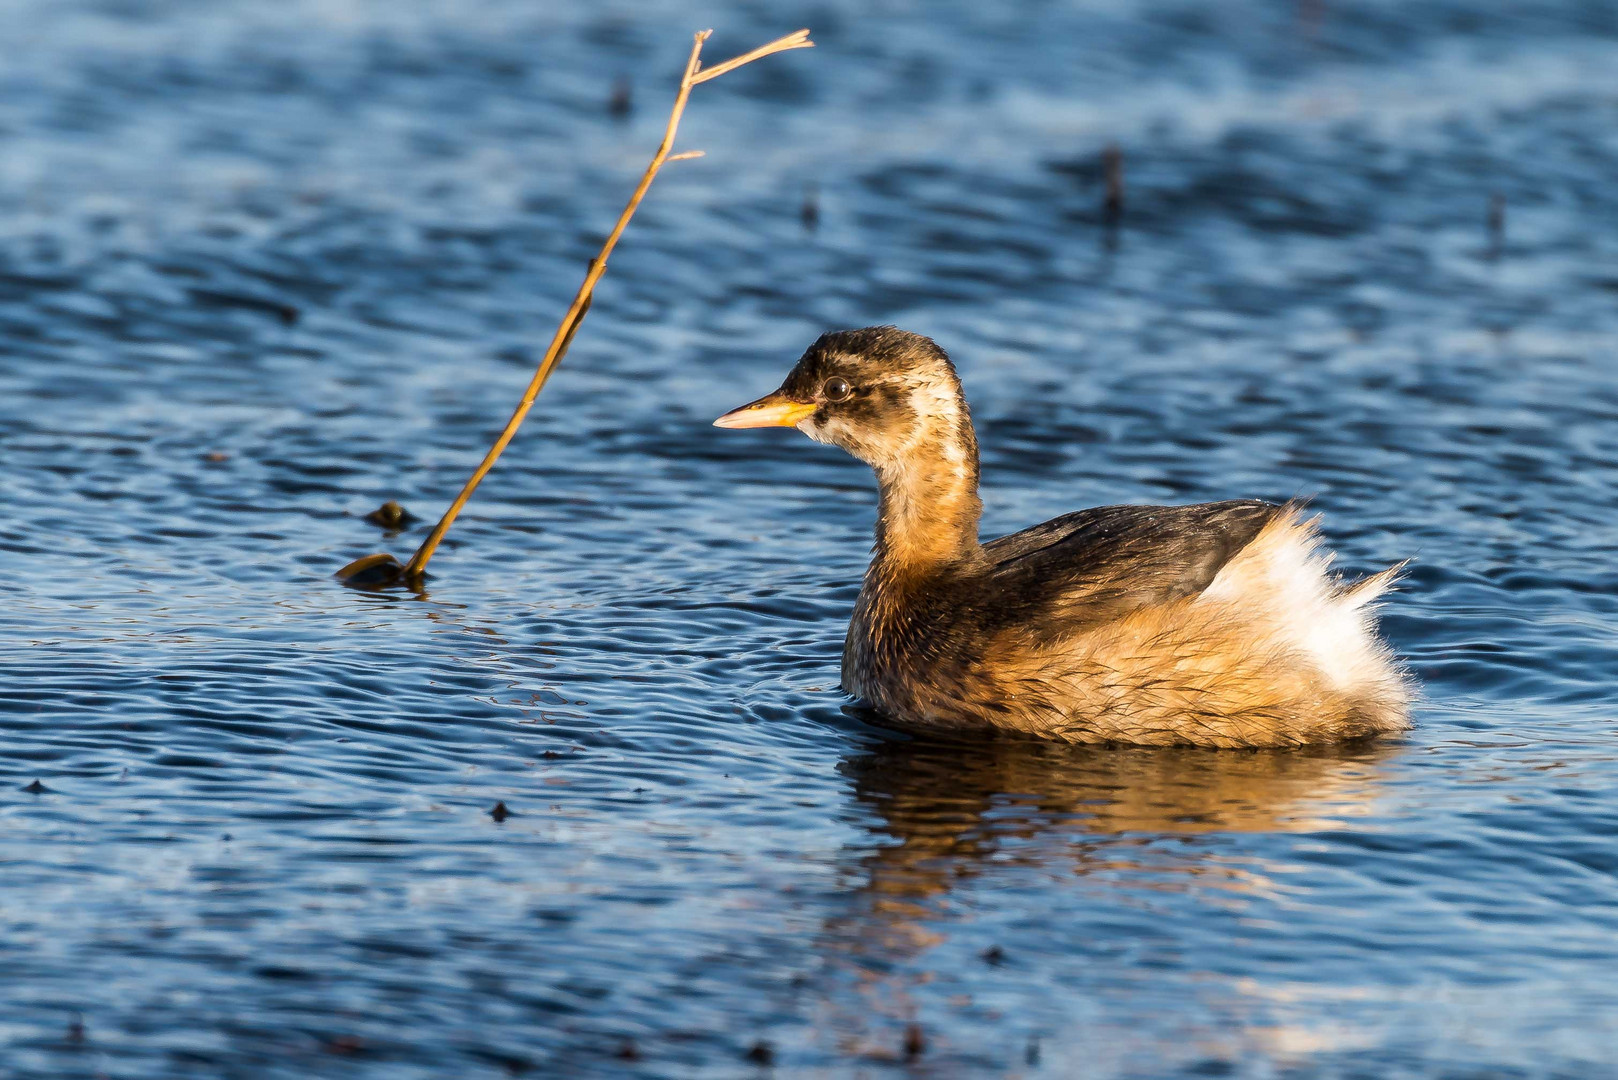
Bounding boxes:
3 0 1617 1075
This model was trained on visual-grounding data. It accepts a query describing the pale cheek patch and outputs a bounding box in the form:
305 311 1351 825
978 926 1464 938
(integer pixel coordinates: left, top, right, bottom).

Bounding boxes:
804 415 884 466
905 381 969 477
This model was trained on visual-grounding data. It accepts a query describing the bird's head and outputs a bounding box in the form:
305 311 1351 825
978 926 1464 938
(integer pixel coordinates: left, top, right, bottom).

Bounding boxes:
713 326 975 476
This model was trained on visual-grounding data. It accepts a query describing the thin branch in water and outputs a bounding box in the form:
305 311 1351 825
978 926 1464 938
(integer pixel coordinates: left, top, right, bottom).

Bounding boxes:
337 28 813 587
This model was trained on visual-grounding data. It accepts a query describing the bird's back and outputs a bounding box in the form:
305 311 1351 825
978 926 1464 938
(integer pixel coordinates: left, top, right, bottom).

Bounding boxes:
980 499 1283 634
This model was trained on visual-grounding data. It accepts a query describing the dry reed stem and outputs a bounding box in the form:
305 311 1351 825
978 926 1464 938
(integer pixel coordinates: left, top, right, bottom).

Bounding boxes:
397 28 813 580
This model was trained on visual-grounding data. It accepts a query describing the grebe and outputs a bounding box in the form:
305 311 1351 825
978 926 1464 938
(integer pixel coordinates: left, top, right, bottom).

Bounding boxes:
714 326 1410 748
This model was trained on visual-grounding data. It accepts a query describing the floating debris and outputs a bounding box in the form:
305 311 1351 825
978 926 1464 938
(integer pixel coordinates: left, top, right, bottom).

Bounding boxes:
22 779 48 794
745 1040 774 1065
614 1038 641 1061
982 944 1005 965
801 181 820 232
489 801 512 822
364 500 418 529
66 1016 84 1045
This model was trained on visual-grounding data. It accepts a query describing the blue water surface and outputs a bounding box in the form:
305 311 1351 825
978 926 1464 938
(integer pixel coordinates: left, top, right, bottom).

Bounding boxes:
3 1 1617 1076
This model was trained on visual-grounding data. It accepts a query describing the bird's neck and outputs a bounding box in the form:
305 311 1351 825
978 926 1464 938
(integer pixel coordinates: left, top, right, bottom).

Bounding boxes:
871 424 983 573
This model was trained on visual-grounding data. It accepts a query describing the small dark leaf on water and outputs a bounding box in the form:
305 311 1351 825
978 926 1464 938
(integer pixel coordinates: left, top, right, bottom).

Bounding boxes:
364 500 418 529
982 944 1005 965
66 1016 84 1044
614 1038 640 1061
335 552 405 588
203 451 229 463
23 779 48 794
489 801 511 822
745 1040 774 1065
903 1024 926 1061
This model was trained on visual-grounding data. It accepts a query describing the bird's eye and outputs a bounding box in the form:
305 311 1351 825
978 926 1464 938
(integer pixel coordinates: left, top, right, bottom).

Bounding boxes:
823 377 852 402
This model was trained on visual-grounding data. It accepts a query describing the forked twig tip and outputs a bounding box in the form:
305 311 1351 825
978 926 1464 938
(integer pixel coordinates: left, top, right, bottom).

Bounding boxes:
689 28 817 84
667 150 706 162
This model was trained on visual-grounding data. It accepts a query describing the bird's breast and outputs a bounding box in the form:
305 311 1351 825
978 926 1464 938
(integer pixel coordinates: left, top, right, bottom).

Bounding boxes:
840 565 986 719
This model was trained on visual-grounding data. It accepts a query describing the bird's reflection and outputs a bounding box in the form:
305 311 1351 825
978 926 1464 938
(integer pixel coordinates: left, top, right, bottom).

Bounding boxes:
806 731 1397 1063
840 731 1393 919
848 731 1392 840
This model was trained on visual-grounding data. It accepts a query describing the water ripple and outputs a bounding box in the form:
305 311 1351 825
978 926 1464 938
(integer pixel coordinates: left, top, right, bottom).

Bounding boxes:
3 0 1618 1076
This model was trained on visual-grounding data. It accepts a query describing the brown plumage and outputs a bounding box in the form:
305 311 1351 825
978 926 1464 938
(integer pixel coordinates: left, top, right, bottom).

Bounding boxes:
715 326 1411 748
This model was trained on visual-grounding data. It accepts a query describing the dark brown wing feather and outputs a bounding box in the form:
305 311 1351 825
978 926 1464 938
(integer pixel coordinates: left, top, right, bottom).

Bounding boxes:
978 500 1283 633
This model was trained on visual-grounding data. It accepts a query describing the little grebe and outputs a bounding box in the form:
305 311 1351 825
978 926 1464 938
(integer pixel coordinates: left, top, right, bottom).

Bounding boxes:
714 327 1410 747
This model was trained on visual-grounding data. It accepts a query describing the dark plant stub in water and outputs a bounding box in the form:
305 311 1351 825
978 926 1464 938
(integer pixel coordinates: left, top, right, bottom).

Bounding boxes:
363 500 418 530
609 76 632 119
334 552 408 588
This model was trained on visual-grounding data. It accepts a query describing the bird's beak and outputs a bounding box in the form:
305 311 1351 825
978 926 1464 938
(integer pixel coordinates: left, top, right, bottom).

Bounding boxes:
712 391 817 429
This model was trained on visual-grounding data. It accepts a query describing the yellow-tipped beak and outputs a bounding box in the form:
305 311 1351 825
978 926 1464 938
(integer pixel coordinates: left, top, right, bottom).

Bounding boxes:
712 392 817 429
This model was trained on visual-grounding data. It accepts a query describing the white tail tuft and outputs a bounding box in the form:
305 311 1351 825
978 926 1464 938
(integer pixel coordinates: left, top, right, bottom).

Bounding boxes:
1339 560 1409 611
